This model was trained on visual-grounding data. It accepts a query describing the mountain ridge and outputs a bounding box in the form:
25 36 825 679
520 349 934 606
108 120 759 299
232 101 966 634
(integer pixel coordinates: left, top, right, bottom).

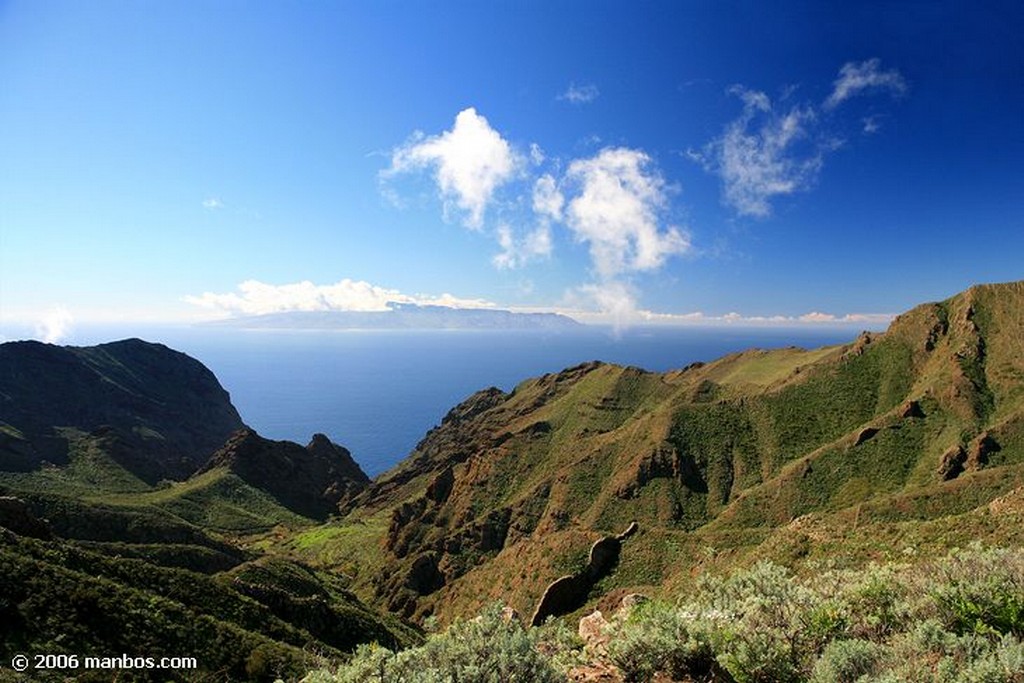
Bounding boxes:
0 337 245 481
297 280 1024 623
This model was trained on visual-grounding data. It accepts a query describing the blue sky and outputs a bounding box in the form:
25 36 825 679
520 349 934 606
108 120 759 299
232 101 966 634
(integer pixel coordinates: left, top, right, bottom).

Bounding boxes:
2 1 1022 338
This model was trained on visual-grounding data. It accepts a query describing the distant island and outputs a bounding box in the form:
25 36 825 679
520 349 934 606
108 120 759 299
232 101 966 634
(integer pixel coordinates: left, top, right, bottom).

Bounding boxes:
200 302 583 330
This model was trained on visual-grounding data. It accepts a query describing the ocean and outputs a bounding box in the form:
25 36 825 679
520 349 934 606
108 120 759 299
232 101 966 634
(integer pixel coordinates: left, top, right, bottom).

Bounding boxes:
9 325 866 476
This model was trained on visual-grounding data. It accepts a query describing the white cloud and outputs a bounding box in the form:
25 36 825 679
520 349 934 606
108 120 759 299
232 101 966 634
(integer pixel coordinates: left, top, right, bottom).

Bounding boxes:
559 83 600 104
492 223 552 270
699 87 824 217
36 306 73 343
561 304 894 327
202 197 224 210
532 174 564 221
384 108 519 229
565 147 690 278
185 278 496 316
696 60 905 217
825 59 906 109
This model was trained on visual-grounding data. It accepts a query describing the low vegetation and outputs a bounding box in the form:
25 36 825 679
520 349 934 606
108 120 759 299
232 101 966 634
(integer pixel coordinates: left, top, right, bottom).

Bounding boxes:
307 545 1024 682
606 544 1024 682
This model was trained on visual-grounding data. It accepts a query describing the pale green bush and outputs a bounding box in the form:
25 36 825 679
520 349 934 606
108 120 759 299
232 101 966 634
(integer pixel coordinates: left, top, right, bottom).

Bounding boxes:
304 547 1024 683
695 561 817 682
307 603 562 683
929 545 1024 638
810 638 886 682
606 600 715 682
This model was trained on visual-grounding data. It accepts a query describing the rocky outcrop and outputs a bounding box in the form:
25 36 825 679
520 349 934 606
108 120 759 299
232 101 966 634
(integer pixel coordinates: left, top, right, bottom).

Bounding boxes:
200 429 369 520
405 552 445 595
900 400 925 418
530 523 638 626
968 432 1000 469
578 610 611 656
854 427 880 446
938 445 968 480
938 432 1000 481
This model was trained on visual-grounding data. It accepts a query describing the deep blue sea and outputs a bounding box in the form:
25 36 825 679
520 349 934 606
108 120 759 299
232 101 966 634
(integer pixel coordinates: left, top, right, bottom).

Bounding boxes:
6 325 868 476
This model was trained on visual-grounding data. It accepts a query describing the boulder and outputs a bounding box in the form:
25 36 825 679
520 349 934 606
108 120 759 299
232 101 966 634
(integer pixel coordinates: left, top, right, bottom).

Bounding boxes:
578 610 610 655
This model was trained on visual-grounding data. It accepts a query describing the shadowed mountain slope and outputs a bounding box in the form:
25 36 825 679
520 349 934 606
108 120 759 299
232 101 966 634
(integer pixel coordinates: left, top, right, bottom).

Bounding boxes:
0 338 244 481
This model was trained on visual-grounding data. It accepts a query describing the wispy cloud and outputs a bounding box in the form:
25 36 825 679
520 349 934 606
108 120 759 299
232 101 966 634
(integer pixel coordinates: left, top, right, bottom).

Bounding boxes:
825 58 906 110
492 223 552 270
529 143 545 165
185 279 495 317
695 87 827 217
202 197 224 210
559 82 600 104
36 306 73 343
383 108 520 229
693 59 905 217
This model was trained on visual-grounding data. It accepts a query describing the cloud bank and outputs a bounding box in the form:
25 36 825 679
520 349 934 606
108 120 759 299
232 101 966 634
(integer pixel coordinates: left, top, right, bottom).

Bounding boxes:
186 279 495 316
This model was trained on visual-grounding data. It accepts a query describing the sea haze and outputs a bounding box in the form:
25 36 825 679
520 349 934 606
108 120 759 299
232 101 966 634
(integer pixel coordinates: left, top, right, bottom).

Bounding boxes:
13 325 864 476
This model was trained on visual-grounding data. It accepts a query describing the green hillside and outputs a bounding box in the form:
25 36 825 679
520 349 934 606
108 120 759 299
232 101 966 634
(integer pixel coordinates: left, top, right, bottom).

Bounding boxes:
0 339 412 681
287 281 1024 626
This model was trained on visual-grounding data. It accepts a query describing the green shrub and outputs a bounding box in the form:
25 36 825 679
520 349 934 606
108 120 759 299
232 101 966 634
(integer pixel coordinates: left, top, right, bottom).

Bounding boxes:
930 546 1024 638
954 635 1024 683
606 601 714 682
310 603 561 683
811 639 886 683
695 562 816 682
840 562 914 640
